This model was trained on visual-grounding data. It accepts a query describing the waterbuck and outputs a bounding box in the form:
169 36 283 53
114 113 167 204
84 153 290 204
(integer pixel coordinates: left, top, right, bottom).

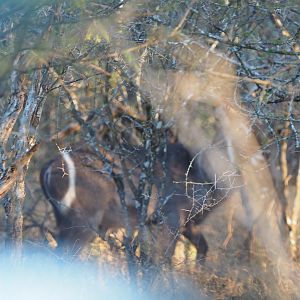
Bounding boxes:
40 140 218 262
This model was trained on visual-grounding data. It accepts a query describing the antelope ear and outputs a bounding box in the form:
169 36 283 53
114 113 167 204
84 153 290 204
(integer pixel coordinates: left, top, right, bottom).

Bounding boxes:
167 129 178 144
44 230 58 249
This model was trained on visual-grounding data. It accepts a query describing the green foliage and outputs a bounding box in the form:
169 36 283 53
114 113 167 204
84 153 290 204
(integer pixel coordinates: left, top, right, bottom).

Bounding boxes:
0 56 12 78
0 0 51 16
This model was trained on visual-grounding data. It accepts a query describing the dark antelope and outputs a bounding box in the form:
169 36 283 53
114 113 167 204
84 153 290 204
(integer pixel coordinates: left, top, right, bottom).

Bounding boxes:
40 141 218 261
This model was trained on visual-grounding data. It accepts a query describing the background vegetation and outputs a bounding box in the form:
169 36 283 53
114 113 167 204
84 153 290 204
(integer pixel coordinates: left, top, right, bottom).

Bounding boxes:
1 0 300 298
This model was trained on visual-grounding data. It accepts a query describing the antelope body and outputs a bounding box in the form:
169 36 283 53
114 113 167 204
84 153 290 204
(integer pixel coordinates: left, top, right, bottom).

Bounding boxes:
40 142 214 261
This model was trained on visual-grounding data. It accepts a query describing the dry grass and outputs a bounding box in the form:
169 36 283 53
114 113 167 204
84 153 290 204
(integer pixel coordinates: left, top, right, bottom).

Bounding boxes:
54 196 300 299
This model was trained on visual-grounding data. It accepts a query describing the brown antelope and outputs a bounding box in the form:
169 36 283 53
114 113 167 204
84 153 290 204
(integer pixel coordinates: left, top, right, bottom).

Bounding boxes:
40 141 217 262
